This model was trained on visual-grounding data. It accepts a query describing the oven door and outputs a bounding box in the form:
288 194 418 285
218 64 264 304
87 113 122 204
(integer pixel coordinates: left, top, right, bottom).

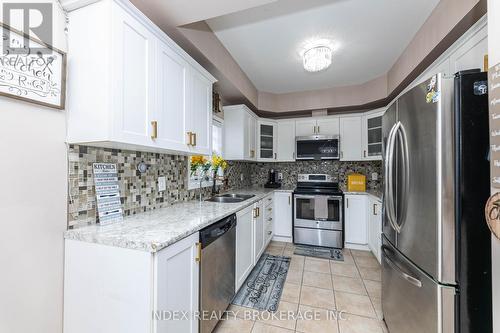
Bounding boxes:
294 194 343 230
296 136 339 160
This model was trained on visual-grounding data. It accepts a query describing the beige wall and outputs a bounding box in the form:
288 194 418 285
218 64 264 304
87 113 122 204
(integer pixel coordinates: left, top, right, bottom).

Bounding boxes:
388 0 482 92
488 0 500 330
258 75 387 113
0 2 67 333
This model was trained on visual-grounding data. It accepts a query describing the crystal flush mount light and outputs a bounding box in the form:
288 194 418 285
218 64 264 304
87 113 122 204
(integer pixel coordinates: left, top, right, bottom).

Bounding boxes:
302 45 333 72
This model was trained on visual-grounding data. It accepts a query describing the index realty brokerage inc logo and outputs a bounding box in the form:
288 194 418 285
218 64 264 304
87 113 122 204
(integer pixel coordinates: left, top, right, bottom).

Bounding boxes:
2 2 53 54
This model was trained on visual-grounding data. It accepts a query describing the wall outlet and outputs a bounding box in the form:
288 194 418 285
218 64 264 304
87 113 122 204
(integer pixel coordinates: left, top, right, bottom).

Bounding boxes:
278 172 283 180
158 176 166 192
371 172 378 181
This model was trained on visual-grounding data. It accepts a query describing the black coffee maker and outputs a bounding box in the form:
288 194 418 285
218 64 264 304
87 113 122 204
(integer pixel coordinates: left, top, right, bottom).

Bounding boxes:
264 169 281 188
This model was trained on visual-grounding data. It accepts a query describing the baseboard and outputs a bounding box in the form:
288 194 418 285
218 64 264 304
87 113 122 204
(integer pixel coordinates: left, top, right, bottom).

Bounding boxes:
272 236 292 243
345 243 370 251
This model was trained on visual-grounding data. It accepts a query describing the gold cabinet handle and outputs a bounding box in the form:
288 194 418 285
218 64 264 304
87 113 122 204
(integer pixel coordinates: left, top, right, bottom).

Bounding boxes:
257 207 260 217
195 242 201 262
364 150 367 158
187 132 192 145
373 203 377 215
288 196 291 205
253 208 257 218
151 121 158 139
317 126 320 134
192 132 197 146
274 153 277 159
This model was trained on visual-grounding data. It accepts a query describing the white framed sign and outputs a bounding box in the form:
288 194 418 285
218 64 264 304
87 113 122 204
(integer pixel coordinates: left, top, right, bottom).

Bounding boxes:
0 23 66 109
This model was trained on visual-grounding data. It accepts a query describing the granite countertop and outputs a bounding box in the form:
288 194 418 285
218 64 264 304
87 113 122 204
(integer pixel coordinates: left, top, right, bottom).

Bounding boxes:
64 187 293 253
343 189 383 201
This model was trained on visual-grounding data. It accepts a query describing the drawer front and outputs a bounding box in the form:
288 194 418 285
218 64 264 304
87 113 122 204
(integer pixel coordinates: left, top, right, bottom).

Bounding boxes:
294 218 342 231
294 227 343 248
265 220 273 242
265 194 274 207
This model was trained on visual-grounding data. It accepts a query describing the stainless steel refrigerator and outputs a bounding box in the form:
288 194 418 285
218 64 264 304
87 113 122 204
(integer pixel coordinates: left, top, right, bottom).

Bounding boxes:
381 70 492 333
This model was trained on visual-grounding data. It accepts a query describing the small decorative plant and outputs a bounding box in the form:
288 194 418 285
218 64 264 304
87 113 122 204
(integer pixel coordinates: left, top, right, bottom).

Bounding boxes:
211 155 228 173
190 155 211 177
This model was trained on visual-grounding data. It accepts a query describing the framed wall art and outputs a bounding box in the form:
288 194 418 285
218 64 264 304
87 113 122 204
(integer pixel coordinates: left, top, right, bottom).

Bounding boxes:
0 23 66 109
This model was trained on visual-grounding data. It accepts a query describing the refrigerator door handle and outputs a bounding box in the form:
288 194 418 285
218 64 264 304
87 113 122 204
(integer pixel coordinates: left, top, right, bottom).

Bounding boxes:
384 122 400 232
396 123 410 232
382 246 422 288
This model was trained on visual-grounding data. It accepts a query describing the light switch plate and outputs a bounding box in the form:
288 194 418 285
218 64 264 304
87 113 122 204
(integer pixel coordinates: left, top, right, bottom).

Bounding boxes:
278 173 283 180
371 172 378 181
158 176 166 192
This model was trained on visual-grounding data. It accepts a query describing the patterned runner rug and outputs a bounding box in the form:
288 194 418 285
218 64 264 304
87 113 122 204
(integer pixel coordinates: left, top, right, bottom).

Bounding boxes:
231 254 290 312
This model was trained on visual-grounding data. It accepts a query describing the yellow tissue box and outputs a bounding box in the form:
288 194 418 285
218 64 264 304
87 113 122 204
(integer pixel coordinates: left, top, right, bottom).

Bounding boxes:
347 174 366 192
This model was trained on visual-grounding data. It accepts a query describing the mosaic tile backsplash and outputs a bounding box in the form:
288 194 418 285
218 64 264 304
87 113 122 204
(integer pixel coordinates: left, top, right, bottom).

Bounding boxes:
242 160 383 190
68 144 381 228
68 145 245 229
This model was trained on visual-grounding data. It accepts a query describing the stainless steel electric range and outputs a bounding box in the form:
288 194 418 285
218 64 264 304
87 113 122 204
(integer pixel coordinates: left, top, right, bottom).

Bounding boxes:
293 174 344 248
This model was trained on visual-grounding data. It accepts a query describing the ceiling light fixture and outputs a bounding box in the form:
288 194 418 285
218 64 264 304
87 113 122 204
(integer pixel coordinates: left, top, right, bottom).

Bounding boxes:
303 45 332 72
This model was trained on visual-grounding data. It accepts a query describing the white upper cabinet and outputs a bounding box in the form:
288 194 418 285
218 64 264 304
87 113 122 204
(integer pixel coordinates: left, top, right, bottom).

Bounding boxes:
112 7 157 147
276 120 296 162
224 105 257 161
340 115 363 161
361 109 385 161
316 117 340 136
295 118 339 137
258 120 277 161
295 119 317 137
66 0 216 154
188 69 213 155
155 42 188 152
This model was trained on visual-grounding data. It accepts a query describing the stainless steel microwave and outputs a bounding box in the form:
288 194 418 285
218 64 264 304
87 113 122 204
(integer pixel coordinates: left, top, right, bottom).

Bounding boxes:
295 135 340 160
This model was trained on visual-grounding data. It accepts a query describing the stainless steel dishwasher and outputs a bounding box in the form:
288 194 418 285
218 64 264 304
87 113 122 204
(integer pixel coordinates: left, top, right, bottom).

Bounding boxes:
199 214 236 333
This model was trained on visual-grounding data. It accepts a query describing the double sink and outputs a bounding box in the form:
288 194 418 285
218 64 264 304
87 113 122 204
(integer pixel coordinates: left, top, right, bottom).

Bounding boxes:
206 193 255 203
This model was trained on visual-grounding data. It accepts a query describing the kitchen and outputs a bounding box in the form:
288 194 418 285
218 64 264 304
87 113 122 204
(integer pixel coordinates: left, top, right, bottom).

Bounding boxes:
1 1 499 333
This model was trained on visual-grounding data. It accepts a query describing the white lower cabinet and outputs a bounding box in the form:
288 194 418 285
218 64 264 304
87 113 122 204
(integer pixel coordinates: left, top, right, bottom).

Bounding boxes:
264 195 275 245
236 205 254 291
273 191 293 242
253 199 266 264
64 232 200 333
344 194 368 246
235 194 273 291
368 197 383 264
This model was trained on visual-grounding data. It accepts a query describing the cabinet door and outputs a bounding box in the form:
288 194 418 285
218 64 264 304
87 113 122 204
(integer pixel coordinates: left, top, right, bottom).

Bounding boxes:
247 114 257 160
317 117 340 136
369 199 382 263
345 195 368 245
340 116 363 161
155 232 199 333
258 121 277 161
295 119 317 137
362 111 384 160
112 7 156 146
188 69 212 155
273 192 293 239
254 201 265 263
236 206 254 290
277 121 296 161
155 42 189 152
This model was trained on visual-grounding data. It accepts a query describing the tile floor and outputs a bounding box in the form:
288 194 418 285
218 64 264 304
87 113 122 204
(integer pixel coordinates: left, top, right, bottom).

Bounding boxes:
215 241 389 333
